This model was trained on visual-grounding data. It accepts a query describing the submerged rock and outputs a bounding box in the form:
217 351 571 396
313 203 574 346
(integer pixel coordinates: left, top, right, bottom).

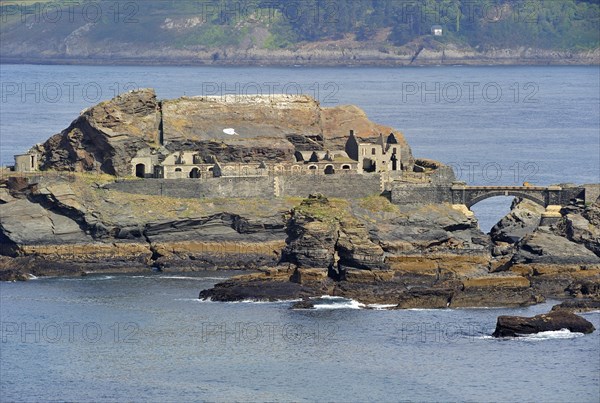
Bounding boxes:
290 299 316 309
492 310 595 337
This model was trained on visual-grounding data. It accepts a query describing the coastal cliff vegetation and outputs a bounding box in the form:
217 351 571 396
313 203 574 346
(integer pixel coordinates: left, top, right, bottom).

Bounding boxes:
1 0 598 65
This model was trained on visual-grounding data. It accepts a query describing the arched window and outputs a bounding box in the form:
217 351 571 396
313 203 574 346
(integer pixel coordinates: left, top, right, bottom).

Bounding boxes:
189 167 200 178
324 165 335 175
175 168 182 172
342 164 351 170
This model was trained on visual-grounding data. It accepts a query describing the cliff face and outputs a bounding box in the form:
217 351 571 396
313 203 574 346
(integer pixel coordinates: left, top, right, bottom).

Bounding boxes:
2 173 599 307
36 89 160 175
487 199 600 301
33 90 413 175
201 196 600 306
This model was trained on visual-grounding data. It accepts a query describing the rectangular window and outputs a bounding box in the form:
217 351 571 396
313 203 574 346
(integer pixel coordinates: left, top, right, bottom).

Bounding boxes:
392 147 397 154
372 148 376 155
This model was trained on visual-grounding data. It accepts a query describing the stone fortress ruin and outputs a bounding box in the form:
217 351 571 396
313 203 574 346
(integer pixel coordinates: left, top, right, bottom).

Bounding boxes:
12 90 424 186
128 130 404 179
10 89 594 212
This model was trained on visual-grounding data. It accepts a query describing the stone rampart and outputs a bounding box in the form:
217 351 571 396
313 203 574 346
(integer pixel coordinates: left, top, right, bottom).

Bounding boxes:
276 174 382 198
105 174 383 199
106 177 274 199
391 185 453 205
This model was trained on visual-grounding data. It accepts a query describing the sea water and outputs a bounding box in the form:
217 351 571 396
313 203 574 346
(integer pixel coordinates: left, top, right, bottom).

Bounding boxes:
0 273 598 402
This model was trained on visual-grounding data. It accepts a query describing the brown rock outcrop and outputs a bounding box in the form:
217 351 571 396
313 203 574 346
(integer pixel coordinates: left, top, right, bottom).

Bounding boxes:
36 89 159 175
492 310 595 337
33 90 413 176
281 194 385 271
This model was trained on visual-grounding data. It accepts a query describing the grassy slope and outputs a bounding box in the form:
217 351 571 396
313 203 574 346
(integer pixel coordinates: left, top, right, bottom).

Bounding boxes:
1 1 598 58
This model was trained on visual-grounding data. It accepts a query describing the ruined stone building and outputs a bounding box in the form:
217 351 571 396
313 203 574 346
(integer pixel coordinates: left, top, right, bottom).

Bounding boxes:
127 130 405 179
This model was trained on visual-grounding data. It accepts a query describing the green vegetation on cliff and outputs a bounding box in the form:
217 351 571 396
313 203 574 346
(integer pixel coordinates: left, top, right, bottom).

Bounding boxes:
1 0 598 62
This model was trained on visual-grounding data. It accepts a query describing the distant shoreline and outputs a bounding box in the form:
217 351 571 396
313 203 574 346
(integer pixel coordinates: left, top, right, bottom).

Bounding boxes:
1 55 598 68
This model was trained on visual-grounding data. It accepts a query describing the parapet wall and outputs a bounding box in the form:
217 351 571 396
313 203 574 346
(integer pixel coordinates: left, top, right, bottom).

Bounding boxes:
106 174 383 199
275 175 382 198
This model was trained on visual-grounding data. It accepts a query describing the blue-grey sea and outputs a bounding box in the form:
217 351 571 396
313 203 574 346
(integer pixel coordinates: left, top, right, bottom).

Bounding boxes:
1 65 599 402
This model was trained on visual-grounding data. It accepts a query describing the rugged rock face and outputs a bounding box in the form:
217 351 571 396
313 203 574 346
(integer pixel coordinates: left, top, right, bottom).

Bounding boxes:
200 193 600 307
201 195 546 307
492 310 596 337
490 198 544 255
556 203 600 257
551 299 600 313
2 172 599 310
33 90 413 176
499 201 600 300
281 194 385 271
0 174 292 278
36 89 160 175
512 229 600 266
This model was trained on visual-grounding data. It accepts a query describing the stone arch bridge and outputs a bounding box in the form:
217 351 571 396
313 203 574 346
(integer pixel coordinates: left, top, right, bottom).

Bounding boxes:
391 183 586 208
390 183 587 224
449 184 583 208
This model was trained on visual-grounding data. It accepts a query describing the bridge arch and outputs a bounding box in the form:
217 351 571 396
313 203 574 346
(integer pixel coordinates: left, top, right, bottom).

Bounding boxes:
465 191 546 208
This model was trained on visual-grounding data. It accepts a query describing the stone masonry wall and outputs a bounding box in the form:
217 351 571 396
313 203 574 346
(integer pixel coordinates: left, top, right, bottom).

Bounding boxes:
391 184 453 205
584 184 600 204
106 177 274 199
276 174 382 198
106 174 384 199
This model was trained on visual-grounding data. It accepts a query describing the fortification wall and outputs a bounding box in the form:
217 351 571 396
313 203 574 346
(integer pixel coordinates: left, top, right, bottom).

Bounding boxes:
106 177 274 199
105 174 383 199
276 174 382 198
391 184 453 205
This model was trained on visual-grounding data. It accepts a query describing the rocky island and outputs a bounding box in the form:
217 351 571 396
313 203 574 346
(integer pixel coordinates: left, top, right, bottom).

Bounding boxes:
1 89 599 311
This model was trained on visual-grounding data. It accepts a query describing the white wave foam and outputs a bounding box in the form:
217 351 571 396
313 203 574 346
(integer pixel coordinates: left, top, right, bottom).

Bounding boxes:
367 304 397 310
228 298 303 304
519 329 585 341
198 298 302 304
153 275 226 281
174 298 204 302
83 275 115 280
478 329 586 341
311 296 365 310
